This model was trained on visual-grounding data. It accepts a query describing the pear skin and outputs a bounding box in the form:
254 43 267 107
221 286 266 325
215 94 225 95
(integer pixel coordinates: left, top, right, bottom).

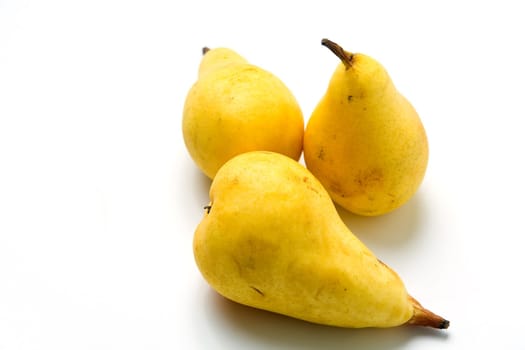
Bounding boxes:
182 47 304 179
193 151 448 329
304 39 429 216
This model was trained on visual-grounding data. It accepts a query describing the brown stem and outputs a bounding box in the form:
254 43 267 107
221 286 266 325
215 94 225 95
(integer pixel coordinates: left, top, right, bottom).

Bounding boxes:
202 47 210 55
321 39 353 69
407 295 450 329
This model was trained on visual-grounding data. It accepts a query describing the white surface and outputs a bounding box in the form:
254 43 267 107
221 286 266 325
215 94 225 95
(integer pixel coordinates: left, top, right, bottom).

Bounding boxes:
1 0 524 349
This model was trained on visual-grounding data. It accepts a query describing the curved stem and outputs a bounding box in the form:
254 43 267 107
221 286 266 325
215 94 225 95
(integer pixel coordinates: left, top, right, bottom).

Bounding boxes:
202 47 210 55
321 38 353 69
407 295 450 329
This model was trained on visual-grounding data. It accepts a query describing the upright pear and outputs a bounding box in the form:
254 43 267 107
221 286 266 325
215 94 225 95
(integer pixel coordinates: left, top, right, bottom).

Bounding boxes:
182 46 304 179
304 39 429 216
193 151 448 329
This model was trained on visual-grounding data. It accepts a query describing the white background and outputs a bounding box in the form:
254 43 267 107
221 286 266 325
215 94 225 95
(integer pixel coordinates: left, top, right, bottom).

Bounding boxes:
1 0 524 349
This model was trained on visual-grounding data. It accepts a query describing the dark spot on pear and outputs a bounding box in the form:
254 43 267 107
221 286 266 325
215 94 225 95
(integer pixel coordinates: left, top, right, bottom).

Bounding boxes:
250 286 265 296
318 148 325 160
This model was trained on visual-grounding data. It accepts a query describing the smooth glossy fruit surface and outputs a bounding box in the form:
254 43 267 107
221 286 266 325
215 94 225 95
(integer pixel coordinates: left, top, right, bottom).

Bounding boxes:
304 39 428 216
183 47 304 179
193 151 447 329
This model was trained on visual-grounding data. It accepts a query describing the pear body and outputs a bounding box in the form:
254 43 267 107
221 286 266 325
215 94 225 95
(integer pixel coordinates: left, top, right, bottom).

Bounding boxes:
183 48 304 179
304 43 428 216
193 151 446 328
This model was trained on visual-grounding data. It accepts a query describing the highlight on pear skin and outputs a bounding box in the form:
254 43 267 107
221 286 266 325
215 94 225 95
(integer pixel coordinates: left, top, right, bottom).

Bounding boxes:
183 40 448 331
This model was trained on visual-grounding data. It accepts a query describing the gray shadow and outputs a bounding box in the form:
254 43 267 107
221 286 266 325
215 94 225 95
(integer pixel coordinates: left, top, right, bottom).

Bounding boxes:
335 192 425 249
191 166 212 203
178 160 211 215
205 290 449 350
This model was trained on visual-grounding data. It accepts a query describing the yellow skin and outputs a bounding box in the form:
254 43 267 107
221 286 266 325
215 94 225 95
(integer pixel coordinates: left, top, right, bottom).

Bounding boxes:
304 40 428 216
182 47 304 179
193 151 446 328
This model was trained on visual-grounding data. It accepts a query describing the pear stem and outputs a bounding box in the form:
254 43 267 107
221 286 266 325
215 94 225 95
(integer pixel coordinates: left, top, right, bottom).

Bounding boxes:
407 295 450 329
321 38 353 69
202 47 210 55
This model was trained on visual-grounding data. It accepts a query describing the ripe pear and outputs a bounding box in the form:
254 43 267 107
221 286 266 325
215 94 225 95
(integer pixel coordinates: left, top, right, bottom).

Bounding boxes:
193 151 448 329
182 46 304 179
304 39 429 216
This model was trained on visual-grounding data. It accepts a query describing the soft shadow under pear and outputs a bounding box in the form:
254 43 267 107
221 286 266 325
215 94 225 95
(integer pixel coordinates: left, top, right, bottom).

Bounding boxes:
336 192 425 249
205 289 447 350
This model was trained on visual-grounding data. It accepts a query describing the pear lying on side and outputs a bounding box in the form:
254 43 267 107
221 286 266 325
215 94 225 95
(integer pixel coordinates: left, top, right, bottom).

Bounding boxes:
304 39 429 216
182 46 304 179
193 151 448 329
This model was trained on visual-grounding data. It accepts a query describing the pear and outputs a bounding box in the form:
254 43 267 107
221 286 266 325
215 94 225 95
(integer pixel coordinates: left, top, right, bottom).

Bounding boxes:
182 46 304 179
193 151 448 329
304 39 429 216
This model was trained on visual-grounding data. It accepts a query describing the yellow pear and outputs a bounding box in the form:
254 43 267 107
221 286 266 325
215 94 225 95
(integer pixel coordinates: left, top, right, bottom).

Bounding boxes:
182 46 304 179
193 151 448 329
304 39 429 216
